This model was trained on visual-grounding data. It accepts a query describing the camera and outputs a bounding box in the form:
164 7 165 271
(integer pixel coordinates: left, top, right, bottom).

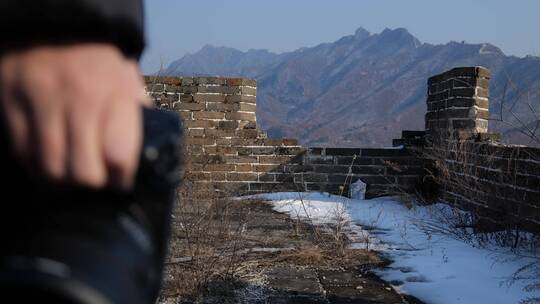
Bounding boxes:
0 108 183 304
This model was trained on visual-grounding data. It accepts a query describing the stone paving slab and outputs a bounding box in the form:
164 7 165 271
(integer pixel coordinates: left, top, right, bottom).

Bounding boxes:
160 199 421 304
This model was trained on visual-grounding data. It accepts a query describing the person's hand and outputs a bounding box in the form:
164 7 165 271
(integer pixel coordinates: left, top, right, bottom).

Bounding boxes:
0 44 149 190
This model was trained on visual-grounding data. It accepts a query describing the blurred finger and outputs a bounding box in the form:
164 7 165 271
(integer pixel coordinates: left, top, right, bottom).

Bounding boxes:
103 95 142 190
32 97 67 181
67 104 106 188
2 100 31 161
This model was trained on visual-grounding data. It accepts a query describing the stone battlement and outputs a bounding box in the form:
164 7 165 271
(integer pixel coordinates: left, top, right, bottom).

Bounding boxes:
146 68 540 232
145 75 421 198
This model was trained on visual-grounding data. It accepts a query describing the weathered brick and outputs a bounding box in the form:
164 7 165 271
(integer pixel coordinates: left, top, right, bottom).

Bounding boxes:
263 139 287 146
204 164 235 172
327 175 351 184
205 129 236 138
231 138 258 146
258 155 295 164
193 111 225 120
179 94 194 102
306 156 334 165
236 129 259 138
174 102 205 111
194 77 226 85
181 77 194 86
477 87 489 98
187 128 205 138
275 173 295 183
249 182 290 192
186 138 216 146
361 176 395 184
204 146 237 155
294 173 328 183
314 165 349 174
193 93 226 103
178 86 198 94
226 112 256 121
198 86 240 94
238 102 256 112
185 172 211 181
283 165 313 173
208 172 227 181
216 138 232 146
183 120 216 128
276 147 304 155
226 78 257 87
227 173 258 182
336 157 372 165
258 174 275 182
351 166 386 175
216 120 239 130
452 119 476 129
225 95 256 104
240 86 257 96
225 156 258 164
243 121 257 130
235 164 253 172
206 102 236 112
253 164 282 173
251 147 277 155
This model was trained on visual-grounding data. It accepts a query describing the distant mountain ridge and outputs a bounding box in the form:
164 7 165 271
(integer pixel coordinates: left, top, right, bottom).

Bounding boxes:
162 27 540 147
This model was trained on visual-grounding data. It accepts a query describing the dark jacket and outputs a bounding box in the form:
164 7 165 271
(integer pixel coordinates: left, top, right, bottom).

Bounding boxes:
0 0 145 59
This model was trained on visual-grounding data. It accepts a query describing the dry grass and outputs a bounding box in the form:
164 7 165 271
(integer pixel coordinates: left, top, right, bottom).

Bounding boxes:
158 178 386 303
159 180 250 301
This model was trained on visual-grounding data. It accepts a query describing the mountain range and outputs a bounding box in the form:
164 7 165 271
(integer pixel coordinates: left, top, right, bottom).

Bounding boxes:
161 27 540 147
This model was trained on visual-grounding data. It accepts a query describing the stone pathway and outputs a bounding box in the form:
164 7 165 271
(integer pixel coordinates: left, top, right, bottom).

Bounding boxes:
160 199 421 304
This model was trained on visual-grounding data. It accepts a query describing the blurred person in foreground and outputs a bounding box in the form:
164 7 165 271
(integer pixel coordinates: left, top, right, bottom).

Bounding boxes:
0 2 182 304
0 0 148 190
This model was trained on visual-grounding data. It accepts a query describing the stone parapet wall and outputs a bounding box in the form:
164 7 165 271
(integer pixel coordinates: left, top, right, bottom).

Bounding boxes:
145 76 424 198
434 140 540 230
145 68 540 232
426 67 490 138
425 67 540 231
296 147 423 198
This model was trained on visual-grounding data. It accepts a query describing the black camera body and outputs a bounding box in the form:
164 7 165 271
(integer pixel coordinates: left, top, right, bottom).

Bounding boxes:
0 109 183 304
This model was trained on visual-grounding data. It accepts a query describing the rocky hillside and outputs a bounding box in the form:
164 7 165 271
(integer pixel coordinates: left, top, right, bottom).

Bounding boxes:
162 27 540 147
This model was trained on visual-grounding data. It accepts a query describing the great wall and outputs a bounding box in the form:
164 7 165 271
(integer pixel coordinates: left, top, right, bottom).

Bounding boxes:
146 66 540 232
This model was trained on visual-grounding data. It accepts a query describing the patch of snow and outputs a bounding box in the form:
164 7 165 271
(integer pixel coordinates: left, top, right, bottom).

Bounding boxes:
384 145 404 149
246 192 540 304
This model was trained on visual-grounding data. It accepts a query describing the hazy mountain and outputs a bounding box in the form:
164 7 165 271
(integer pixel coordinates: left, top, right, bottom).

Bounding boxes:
163 45 287 78
163 27 540 147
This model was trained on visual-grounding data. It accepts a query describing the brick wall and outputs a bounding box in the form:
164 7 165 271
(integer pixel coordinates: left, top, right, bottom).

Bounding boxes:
145 76 423 198
426 67 490 138
146 67 540 231
425 67 540 230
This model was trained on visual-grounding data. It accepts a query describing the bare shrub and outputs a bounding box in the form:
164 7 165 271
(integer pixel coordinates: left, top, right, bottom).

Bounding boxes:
490 72 540 147
407 131 540 301
159 179 250 301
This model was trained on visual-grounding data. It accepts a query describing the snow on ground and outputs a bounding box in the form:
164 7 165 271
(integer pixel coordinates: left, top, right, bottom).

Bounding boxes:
246 192 540 304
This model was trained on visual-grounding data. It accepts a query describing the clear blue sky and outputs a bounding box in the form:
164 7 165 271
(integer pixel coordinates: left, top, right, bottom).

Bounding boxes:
141 0 540 73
